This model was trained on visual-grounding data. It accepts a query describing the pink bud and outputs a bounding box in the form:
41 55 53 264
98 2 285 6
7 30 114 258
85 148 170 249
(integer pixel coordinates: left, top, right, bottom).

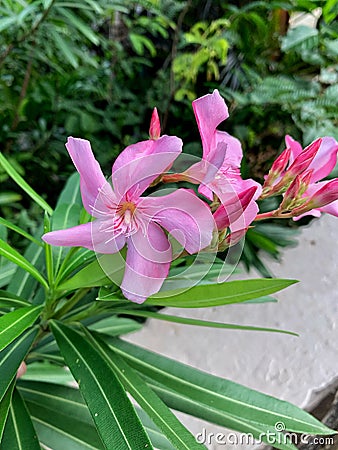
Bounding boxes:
308 179 338 208
287 138 322 176
16 361 27 379
263 148 291 189
214 186 257 230
149 107 161 140
282 175 302 209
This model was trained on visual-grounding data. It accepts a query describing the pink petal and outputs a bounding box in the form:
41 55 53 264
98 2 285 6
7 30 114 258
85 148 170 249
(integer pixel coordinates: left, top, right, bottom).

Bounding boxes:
217 131 243 169
112 136 182 199
42 221 126 254
285 135 303 164
66 137 113 217
184 142 227 185
213 186 258 230
121 224 171 303
140 189 215 253
192 89 229 159
308 137 338 182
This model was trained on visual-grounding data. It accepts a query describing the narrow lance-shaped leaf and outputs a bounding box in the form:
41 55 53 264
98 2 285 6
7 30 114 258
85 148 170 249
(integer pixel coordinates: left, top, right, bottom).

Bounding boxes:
88 330 205 450
0 217 43 247
0 291 30 309
0 239 48 290
112 309 297 336
109 339 334 437
0 380 15 442
0 152 53 215
0 389 40 450
0 306 43 352
50 320 154 450
143 278 298 308
0 328 38 403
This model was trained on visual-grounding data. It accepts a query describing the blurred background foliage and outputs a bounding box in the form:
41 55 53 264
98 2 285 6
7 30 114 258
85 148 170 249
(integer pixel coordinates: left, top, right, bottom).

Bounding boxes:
1 0 337 275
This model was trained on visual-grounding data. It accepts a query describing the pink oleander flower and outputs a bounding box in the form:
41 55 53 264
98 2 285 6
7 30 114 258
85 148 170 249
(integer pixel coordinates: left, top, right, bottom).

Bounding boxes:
43 136 215 303
182 90 261 235
285 135 338 219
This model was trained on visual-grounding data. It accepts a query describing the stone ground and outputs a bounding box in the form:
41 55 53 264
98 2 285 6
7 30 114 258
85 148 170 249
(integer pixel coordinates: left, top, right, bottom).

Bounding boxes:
127 214 338 449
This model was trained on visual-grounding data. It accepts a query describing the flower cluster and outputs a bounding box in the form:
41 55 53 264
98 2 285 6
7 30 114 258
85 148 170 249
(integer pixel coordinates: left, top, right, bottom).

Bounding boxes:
42 90 338 302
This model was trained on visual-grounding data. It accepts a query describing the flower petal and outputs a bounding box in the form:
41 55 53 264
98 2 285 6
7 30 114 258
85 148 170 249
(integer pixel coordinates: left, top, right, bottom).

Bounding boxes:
285 135 302 164
65 137 113 217
112 136 182 199
308 137 338 182
121 224 171 303
140 189 215 253
192 89 229 159
42 221 126 254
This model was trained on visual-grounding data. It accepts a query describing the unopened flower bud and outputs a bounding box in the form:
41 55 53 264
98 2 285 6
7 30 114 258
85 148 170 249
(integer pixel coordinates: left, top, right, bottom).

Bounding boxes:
149 107 161 140
307 179 338 209
287 138 322 177
263 148 291 189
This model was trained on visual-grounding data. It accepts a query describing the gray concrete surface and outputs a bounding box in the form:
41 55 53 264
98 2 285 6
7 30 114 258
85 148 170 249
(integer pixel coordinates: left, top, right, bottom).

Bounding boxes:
127 214 338 449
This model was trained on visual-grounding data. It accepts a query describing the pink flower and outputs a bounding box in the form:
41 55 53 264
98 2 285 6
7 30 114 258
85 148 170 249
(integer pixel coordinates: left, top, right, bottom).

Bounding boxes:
285 135 338 219
43 136 215 303
183 90 261 234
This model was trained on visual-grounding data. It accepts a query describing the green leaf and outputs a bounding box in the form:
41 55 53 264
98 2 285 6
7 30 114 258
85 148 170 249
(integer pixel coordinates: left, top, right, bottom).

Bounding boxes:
0 239 48 290
112 309 297 335
59 253 125 291
56 172 82 207
89 331 205 450
19 381 105 450
58 8 100 45
281 26 318 52
0 306 42 352
135 408 175 450
0 262 16 288
19 380 173 450
50 320 154 450
0 328 38 403
50 28 79 68
110 339 334 438
0 380 15 442
0 290 30 309
88 316 143 337
0 153 53 215
22 362 75 386
0 192 22 206
0 217 42 247
144 278 296 308
0 389 40 450
7 239 45 301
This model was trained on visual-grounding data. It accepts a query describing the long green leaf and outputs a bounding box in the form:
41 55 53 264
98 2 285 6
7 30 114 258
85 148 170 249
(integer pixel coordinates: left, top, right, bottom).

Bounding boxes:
0 290 30 309
0 328 38 402
0 389 40 450
59 253 125 291
88 330 204 450
143 278 298 307
112 309 297 335
88 316 143 337
7 238 45 301
0 240 48 290
0 262 16 288
19 380 174 450
0 217 43 247
50 320 154 450
0 380 15 442
0 306 42 352
0 153 53 215
20 379 109 449
109 339 333 437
